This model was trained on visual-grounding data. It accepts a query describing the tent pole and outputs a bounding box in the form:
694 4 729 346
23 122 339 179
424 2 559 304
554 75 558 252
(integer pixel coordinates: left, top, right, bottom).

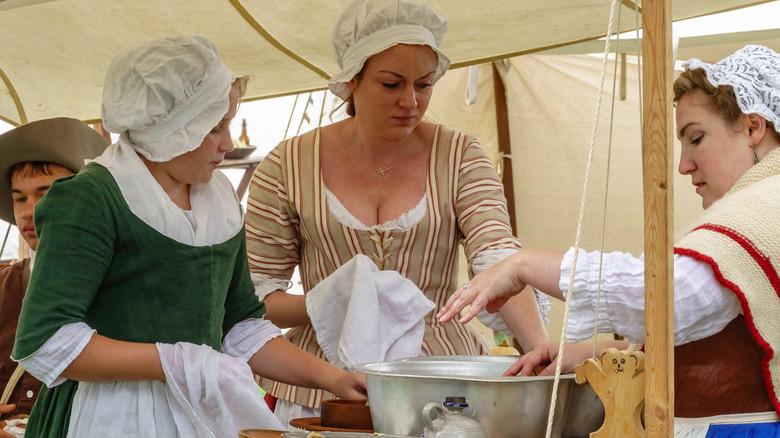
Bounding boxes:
492 62 518 234
641 0 675 436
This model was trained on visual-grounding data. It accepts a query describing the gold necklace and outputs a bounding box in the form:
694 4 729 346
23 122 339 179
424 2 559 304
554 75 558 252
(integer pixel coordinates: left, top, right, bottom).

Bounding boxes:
378 165 393 175
375 142 409 176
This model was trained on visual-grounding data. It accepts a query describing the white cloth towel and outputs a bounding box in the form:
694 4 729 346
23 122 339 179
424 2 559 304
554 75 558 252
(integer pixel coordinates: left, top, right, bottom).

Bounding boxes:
306 254 435 369
2 418 26 437
156 342 284 437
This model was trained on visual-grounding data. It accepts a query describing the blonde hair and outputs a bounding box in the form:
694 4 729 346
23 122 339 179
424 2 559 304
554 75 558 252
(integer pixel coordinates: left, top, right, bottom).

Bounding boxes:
234 76 249 99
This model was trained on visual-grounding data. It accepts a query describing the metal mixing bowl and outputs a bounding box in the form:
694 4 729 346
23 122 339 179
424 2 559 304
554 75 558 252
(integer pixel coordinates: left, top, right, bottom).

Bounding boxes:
355 356 604 438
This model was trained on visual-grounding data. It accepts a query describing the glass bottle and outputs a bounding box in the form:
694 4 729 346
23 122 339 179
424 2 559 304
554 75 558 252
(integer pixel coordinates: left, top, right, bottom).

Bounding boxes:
239 119 250 146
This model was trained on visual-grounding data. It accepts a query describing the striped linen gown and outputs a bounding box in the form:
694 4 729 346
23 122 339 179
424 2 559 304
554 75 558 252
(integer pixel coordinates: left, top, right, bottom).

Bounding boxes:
245 125 521 408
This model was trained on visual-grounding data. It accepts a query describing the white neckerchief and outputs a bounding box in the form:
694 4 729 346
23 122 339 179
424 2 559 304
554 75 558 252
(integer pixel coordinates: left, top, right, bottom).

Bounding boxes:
92 136 242 246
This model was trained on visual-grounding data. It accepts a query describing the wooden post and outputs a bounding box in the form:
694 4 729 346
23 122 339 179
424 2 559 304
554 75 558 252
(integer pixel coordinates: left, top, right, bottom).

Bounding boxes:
492 62 517 234
641 0 675 436
18 236 29 259
92 123 111 143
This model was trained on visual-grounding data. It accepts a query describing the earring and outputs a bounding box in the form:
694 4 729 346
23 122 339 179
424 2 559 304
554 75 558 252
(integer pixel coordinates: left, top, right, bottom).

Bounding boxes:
753 146 761 164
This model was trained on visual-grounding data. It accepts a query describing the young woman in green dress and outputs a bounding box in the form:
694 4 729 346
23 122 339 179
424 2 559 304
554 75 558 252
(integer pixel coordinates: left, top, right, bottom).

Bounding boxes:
12 35 366 438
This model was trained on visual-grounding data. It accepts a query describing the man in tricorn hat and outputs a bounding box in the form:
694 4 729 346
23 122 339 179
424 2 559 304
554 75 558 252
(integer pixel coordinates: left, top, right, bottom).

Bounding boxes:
0 118 107 435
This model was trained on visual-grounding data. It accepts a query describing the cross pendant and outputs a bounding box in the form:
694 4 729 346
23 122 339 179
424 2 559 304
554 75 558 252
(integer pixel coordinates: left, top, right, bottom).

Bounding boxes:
378 166 392 175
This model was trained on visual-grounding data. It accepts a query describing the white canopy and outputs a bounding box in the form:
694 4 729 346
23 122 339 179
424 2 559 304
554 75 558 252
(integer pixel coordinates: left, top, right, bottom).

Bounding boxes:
0 0 774 125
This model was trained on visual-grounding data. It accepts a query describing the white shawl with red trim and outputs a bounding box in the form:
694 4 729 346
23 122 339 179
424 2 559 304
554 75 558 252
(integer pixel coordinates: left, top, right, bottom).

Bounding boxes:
675 147 780 415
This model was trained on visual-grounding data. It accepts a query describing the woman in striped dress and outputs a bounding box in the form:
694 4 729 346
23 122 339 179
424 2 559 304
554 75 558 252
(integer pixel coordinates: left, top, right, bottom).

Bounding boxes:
245 0 549 426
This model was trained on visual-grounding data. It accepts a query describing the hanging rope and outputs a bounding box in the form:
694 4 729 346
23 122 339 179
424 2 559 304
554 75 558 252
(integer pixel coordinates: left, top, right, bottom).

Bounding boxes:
593 0 625 359
544 0 622 435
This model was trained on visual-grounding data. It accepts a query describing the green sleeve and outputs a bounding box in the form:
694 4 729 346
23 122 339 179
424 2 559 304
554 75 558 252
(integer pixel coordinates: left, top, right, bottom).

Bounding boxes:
222 227 267 338
13 167 115 359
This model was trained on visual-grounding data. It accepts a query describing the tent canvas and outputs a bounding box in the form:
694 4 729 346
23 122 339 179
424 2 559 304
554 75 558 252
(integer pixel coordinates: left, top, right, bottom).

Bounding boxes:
2 1 780 428
425 53 704 343
0 0 775 125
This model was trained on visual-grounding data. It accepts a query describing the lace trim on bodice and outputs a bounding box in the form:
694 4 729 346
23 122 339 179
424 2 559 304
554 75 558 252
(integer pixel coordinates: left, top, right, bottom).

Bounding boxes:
323 186 427 231
324 187 427 269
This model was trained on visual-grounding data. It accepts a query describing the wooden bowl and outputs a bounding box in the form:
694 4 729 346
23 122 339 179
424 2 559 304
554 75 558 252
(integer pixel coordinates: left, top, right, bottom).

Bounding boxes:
225 145 257 159
321 398 373 431
288 417 373 433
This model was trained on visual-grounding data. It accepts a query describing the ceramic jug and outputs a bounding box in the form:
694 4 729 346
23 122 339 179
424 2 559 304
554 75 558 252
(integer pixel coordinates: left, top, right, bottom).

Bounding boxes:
422 396 487 438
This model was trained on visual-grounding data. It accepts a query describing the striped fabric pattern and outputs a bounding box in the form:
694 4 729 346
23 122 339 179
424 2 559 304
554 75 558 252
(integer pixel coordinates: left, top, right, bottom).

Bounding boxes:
245 125 520 408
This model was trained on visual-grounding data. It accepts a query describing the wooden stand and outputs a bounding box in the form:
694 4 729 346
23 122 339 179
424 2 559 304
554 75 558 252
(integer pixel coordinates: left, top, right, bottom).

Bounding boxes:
641 0 676 435
218 157 263 199
574 348 646 438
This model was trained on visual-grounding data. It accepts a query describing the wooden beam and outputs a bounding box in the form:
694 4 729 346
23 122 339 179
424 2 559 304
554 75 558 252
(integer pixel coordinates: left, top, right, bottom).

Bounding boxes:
492 62 517 234
641 0 675 436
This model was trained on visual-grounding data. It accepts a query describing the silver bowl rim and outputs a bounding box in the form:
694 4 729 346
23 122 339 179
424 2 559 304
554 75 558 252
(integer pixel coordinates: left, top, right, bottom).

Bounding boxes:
354 360 575 383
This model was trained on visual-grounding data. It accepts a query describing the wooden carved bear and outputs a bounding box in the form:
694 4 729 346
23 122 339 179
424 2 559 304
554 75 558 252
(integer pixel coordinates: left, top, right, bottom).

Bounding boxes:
574 347 645 438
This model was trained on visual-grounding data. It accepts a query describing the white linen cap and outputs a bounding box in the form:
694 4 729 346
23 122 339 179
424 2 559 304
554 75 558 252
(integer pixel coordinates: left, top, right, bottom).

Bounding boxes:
101 35 235 162
683 45 780 135
328 0 450 101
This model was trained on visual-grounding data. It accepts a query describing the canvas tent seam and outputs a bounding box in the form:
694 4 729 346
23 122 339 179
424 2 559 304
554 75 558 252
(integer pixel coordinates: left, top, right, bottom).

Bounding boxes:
0 67 25 126
229 0 331 80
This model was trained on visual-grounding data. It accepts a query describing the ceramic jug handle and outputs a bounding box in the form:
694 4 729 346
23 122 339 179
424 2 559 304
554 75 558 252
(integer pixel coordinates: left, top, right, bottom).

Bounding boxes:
423 402 445 432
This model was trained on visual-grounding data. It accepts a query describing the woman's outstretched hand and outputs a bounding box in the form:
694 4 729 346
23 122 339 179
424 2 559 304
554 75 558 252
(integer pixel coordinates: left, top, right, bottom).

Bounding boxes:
437 249 567 324
502 340 632 377
503 341 589 377
437 255 527 324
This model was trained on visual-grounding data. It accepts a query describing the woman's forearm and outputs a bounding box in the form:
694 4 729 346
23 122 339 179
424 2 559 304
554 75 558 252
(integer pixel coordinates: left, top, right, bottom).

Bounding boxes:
511 249 566 301
262 290 311 328
248 337 340 391
497 286 549 352
61 334 164 382
438 248 567 324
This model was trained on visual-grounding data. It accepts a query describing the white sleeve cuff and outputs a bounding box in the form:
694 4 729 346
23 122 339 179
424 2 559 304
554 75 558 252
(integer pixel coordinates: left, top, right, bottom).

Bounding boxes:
474 309 510 335
470 248 517 276
251 272 293 302
15 322 95 387
221 318 283 361
533 288 552 324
